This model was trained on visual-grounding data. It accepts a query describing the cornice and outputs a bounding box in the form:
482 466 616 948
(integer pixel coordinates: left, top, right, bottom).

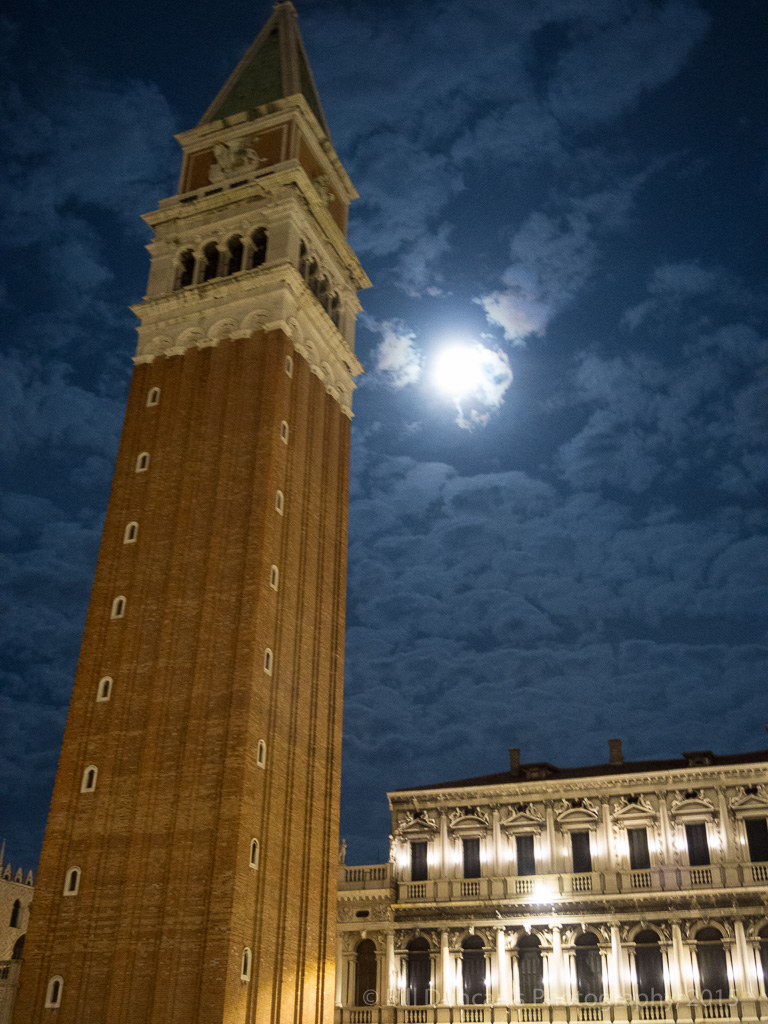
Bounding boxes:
389 764 768 807
131 262 363 417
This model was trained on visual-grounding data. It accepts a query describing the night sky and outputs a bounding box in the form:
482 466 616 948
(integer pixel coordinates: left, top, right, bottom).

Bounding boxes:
1 0 767 870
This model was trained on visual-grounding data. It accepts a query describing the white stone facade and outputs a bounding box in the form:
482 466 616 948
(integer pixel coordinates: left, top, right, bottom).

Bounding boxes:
336 746 768 1024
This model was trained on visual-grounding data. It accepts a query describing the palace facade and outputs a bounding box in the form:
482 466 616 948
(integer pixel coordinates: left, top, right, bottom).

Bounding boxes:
337 743 768 1024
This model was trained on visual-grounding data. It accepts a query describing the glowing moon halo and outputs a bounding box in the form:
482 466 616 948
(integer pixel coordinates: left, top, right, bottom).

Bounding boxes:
432 344 485 398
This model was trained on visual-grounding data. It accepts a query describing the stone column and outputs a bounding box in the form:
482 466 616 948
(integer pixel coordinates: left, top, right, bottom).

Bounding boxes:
610 925 623 1002
336 934 344 1006
601 801 613 872
493 807 502 876
441 930 451 1005
386 932 396 1004
670 923 687 1001
496 928 510 1004
512 950 521 1004
734 920 753 997
440 811 449 879
549 925 565 1002
546 803 557 874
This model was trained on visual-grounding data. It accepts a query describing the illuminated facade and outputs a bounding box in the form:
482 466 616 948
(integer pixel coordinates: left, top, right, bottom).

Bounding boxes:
337 744 768 1024
13 4 367 1022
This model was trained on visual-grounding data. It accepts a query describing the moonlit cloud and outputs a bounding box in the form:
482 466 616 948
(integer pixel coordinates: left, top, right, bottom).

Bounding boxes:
369 319 422 387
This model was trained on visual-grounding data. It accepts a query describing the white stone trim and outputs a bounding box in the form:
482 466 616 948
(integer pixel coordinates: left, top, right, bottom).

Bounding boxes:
132 263 361 417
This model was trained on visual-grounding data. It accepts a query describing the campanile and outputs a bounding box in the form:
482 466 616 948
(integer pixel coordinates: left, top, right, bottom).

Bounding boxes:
13 4 368 1022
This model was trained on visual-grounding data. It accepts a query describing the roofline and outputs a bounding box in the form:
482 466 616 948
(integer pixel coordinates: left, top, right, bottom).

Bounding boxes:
389 748 768 799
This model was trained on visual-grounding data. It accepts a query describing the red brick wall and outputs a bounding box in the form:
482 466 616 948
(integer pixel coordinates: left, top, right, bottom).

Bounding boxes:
14 329 348 1024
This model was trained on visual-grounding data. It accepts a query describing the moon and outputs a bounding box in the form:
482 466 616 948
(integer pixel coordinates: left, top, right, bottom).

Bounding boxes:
432 344 486 398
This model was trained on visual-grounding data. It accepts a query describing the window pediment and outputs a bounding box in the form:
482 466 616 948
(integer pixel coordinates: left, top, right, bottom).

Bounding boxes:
613 794 658 826
396 809 439 839
669 790 717 822
556 797 599 831
449 806 490 836
500 803 544 835
729 786 768 819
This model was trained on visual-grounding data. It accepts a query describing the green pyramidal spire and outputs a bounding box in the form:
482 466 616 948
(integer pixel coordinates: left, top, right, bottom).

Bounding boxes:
199 1 330 135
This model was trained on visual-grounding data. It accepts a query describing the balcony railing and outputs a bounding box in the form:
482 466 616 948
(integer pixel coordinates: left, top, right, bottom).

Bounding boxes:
336 1002 766 1024
391 862 768 904
340 865 393 890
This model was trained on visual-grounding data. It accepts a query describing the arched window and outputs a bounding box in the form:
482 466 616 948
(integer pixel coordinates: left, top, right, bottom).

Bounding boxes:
225 234 244 276
313 274 328 303
110 596 126 620
696 928 729 1000
96 676 113 702
280 420 289 444
285 355 294 378
263 648 273 675
306 258 319 294
63 867 81 896
248 227 267 270
12 934 25 959
257 740 267 769
241 947 252 981
202 241 220 282
355 938 377 1006
758 926 768 997
45 976 64 1008
175 249 195 289
146 387 160 407
9 899 20 928
275 490 284 515
123 521 139 544
518 934 544 1004
406 936 431 1006
462 935 486 1005
269 565 279 590
634 930 664 1002
575 932 603 1003
80 765 98 793
249 838 260 869
135 452 150 473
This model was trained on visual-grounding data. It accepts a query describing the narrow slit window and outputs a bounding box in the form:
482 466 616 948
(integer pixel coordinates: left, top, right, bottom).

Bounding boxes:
285 355 293 377
9 900 20 928
275 490 284 515
257 740 267 769
249 838 260 869
263 648 273 675
280 421 289 444
110 596 126 620
45 976 64 1009
241 947 252 981
135 452 150 473
146 387 160 407
80 765 98 793
269 565 279 591
63 867 81 896
96 676 113 702
123 521 139 544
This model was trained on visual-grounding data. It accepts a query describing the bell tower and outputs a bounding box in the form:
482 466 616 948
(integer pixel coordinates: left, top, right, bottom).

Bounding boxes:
13 4 368 1023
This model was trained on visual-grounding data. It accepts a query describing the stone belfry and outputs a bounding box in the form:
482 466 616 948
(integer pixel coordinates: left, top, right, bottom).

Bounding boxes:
13 3 368 1022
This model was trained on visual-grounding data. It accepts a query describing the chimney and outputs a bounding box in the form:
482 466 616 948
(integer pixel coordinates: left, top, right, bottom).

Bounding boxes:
608 738 623 764
509 748 521 775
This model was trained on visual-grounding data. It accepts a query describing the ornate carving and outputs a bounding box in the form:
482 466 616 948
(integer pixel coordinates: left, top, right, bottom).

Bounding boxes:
669 790 717 821
500 803 545 835
395 809 439 839
208 137 266 183
312 174 335 205
555 797 599 829
448 806 491 835
612 794 658 824
729 785 768 819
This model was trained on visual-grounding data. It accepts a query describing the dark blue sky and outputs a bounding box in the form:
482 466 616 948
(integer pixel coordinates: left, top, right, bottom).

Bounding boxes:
1 0 766 870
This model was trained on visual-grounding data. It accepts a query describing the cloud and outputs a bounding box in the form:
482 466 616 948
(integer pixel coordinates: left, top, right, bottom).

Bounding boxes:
368 319 423 387
452 345 514 430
